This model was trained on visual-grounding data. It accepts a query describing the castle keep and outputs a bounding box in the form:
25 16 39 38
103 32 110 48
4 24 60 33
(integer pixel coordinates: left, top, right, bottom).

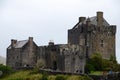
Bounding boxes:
68 12 116 59
7 12 116 74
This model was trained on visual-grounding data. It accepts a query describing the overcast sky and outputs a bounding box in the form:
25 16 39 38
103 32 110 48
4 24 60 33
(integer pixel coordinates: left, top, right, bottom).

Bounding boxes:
0 0 120 62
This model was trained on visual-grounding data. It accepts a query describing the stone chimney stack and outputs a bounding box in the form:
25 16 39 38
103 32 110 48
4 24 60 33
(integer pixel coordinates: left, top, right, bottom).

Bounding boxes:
79 17 86 22
29 37 33 42
11 39 17 48
86 17 91 26
97 11 103 26
29 37 33 52
49 40 54 46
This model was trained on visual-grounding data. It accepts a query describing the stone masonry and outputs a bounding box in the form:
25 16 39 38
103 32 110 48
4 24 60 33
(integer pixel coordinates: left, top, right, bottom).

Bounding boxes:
7 11 116 74
68 11 116 59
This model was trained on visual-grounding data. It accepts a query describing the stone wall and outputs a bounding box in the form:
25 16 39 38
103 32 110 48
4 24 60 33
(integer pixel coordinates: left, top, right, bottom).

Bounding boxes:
68 12 116 60
7 48 21 69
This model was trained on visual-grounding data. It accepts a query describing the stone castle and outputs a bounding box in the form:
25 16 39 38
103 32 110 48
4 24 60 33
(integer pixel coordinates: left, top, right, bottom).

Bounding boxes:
7 12 116 74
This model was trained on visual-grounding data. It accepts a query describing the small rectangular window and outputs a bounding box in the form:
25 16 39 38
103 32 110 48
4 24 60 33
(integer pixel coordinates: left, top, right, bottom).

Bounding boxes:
100 40 104 47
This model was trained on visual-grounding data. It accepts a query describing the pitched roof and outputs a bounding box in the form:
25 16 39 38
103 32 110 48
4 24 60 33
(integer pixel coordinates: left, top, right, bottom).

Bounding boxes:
73 16 110 29
8 40 28 49
89 16 110 26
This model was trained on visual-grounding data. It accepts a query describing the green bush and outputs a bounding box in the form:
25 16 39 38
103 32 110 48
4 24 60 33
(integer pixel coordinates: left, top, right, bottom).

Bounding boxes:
55 75 66 80
14 78 24 80
82 75 93 80
85 63 95 73
29 68 39 74
91 53 103 71
41 75 48 80
0 64 13 76
41 72 48 80
85 53 120 73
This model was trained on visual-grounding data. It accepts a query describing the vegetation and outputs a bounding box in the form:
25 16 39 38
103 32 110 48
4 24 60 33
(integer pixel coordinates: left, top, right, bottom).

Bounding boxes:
0 64 13 77
90 71 103 75
1 53 120 79
85 53 120 74
55 75 66 80
0 70 92 80
41 72 48 80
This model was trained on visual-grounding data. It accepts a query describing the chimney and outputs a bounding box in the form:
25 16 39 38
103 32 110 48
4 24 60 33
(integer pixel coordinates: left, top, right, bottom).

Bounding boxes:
86 17 91 26
29 37 33 49
11 39 17 48
97 11 103 26
49 40 54 46
29 37 33 42
79 17 86 22
28 37 33 55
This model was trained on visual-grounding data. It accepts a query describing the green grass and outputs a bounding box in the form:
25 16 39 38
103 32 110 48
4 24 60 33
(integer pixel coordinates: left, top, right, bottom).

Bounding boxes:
0 70 42 80
0 70 92 80
90 71 103 75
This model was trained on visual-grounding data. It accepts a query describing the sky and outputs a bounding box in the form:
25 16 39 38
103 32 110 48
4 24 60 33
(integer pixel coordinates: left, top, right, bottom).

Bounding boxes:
0 0 120 62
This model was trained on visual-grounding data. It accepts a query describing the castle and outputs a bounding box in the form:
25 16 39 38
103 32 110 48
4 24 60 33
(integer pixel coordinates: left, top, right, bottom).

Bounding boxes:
7 12 116 74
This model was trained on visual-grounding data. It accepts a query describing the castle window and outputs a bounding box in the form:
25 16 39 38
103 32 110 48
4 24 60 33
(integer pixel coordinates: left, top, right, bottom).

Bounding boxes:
100 40 104 47
51 48 56 51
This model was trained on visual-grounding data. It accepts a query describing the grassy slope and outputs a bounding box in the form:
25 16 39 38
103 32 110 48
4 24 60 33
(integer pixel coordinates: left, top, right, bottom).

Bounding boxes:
0 70 92 80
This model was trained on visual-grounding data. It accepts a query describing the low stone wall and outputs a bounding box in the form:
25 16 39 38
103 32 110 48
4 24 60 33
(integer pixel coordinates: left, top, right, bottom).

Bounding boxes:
39 69 84 75
39 69 120 80
89 73 120 80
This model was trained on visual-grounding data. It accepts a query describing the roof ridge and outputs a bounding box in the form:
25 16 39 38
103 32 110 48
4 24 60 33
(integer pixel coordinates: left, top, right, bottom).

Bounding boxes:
18 40 28 42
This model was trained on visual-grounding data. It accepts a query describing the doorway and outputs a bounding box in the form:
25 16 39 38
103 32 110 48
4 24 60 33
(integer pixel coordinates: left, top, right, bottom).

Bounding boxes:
53 61 57 70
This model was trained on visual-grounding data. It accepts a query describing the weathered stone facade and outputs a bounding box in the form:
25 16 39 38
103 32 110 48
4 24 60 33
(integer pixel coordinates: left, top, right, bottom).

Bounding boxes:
38 43 85 73
7 11 116 74
7 37 39 69
7 39 85 73
68 12 116 59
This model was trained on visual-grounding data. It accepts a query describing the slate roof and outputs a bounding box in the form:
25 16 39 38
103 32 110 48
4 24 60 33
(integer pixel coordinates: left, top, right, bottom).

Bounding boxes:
73 16 110 29
89 16 110 26
8 40 28 49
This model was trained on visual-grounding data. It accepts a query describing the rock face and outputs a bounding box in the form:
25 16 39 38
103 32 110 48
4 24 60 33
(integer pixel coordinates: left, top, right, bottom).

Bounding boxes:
0 56 6 65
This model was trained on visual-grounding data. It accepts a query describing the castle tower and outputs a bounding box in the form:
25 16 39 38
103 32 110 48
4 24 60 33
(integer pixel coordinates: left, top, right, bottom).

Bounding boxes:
68 12 116 59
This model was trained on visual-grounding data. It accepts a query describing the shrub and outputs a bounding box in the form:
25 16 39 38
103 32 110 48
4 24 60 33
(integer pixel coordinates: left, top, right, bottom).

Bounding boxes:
85 63 95 73
40 72 48 80
0 64 13 76
82 75 93 80
14 78 24 80
41 75 48 80
55 75 66 80
29 68 39 74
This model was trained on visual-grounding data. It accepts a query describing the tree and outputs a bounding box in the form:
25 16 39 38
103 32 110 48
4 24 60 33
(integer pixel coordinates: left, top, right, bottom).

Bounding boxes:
90 53 103 71
85 53 119 73
109 54 117 63
85 62 95 73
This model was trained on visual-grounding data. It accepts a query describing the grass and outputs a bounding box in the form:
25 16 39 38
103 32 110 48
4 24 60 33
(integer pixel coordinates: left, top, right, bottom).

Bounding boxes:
0 70 92 80
90 71 103 75
0 70 42 80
